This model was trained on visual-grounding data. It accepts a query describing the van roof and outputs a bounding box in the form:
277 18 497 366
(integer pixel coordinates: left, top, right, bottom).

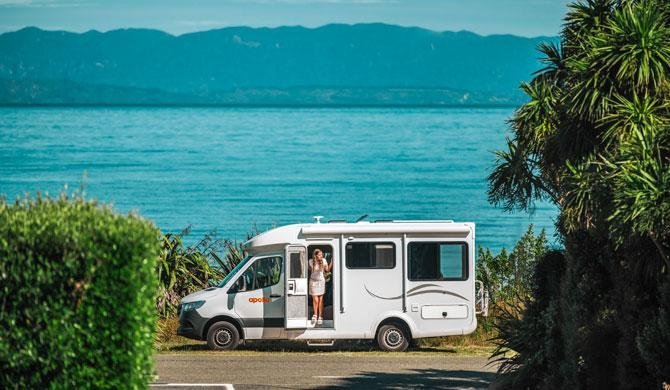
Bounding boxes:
243 220 475 251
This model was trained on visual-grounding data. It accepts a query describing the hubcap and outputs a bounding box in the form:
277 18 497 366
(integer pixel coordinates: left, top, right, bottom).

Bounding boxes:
385 328 403 347
214 328 232 346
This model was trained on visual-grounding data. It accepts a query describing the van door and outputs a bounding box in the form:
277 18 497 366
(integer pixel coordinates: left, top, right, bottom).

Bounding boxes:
230 255 284 329
285 245 308 328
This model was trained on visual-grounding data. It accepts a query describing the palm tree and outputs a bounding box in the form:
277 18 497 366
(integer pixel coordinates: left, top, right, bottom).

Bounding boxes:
490 0 670 259
487 0 670 387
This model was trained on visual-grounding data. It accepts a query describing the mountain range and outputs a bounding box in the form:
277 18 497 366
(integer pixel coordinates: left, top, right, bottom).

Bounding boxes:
0 24 555 105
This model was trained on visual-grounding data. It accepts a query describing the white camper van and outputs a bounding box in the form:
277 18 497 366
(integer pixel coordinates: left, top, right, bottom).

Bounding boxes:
178 218 489 351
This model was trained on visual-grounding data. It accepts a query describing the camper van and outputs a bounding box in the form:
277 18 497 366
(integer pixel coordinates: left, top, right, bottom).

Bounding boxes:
177 218 489 351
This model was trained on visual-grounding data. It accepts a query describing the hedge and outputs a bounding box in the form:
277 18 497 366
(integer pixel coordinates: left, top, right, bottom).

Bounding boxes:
0 194 160 388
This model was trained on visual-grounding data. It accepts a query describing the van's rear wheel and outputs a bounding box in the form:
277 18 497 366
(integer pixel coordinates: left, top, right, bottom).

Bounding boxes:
207 321 240 351
377 324 409 352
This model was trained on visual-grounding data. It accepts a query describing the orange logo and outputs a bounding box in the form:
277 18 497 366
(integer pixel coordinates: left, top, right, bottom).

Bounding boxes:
248 297 271 303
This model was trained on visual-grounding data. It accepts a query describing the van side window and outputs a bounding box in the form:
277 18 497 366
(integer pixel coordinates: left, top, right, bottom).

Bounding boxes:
345 242 395 269
408 242 467 281
235 256 282 292
289 252 306 278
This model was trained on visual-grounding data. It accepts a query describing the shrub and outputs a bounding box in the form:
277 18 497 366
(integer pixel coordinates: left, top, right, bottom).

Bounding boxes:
157 230 224 318
490 250 566 389
637 279 670 386
477 225 548 306
156 227 249 318
0 193 160 388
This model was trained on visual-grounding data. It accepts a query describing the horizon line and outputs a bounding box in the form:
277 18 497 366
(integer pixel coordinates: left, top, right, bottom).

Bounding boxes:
1 23 560 40
0 103 520 109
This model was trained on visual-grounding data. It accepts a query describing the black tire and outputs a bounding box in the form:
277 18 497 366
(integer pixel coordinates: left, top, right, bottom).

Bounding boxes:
377 323 409 352
206 321 240 351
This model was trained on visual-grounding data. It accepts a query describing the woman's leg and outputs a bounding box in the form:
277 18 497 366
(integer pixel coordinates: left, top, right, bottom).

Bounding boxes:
318 295 324 318
311 295 317 318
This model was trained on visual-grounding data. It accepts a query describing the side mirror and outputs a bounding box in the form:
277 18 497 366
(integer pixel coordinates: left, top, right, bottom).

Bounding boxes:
228 278 242 294
228 277 246 294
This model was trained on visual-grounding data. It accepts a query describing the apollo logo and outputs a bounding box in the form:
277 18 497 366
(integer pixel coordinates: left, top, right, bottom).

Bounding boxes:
248 297 271 303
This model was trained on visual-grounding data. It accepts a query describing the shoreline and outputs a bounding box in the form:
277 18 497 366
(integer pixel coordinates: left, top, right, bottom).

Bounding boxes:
0 103 519 109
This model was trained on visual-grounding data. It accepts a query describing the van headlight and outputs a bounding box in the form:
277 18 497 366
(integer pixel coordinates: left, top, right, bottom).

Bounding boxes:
181 300 205 313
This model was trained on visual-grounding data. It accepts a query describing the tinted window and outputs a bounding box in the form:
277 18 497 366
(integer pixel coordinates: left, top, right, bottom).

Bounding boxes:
289 252 306 278
346 242 395 269
408 242 467 281
235 256 282 291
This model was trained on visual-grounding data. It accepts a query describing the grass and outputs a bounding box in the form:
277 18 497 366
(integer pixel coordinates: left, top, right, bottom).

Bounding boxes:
154 316 497 357
155 339 495 357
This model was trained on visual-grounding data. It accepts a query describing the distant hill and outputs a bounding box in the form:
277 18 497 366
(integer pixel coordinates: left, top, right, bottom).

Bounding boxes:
0 24 556 105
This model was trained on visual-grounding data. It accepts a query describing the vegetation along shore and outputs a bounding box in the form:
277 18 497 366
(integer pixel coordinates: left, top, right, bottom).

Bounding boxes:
1 0 668 388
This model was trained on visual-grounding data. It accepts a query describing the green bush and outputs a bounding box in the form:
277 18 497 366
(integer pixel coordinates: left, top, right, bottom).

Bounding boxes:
0 193 160 388
637 279 670 386
157 230 225 318
156 227 248 318
490 250 566 389
477 225 547 305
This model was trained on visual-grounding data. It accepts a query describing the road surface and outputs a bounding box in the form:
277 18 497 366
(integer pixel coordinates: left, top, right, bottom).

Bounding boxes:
153 349 497 389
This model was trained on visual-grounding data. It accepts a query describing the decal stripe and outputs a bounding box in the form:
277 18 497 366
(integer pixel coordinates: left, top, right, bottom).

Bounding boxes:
364 285 403 300
407 289 469 301
364 283 469 302
406 283 440 294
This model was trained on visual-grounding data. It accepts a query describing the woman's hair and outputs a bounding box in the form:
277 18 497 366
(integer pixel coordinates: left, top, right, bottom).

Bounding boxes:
312 249 323 271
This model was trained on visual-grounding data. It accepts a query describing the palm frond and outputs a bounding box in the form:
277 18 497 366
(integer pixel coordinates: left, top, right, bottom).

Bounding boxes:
487 138 551 212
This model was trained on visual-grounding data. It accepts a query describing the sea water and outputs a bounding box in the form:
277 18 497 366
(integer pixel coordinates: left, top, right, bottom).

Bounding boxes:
0 106 557 252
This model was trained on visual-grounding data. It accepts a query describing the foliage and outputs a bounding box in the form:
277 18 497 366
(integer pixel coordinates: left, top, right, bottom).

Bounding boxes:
487 0 670 387
477 225 548 305
554 232 619 389
490 250 566 389
154 316 185 347
637 279 670 382
156 228 224 318
0 193 160 388
156 227 251 318
488 0 670 258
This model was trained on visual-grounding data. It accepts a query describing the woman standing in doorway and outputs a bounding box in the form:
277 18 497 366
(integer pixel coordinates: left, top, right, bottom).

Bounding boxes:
309 249 332 325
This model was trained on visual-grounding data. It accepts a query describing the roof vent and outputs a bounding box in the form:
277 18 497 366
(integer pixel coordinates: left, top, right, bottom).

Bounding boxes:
313 215 324 224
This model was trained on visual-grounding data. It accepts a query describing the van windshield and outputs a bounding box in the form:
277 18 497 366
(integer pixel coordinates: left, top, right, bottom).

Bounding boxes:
218 255 252 288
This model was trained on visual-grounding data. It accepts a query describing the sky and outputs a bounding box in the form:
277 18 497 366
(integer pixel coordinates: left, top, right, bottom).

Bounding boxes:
0 0 571 37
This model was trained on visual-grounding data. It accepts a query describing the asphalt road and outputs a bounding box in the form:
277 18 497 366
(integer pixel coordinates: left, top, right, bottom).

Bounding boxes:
153 350 497 389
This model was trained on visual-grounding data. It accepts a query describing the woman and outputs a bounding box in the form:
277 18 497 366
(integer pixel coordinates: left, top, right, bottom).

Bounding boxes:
308 249 332 325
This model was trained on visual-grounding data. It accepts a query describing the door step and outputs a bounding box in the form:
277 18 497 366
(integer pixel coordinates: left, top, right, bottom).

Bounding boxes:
306 339 335 347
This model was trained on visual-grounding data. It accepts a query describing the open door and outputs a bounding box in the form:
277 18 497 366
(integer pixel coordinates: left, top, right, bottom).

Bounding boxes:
285 245 308 328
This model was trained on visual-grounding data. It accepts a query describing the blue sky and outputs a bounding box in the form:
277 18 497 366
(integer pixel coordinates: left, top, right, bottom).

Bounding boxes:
0 0 571 37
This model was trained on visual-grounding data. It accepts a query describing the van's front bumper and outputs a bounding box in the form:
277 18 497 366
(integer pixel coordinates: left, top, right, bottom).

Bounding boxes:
177 308 207 340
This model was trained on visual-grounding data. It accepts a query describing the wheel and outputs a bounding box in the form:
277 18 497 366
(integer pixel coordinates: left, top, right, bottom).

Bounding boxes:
377 323 409 352
206 321 240 351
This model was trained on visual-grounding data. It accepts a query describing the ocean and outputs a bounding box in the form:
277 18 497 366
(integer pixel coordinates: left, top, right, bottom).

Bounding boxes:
0 106 557 252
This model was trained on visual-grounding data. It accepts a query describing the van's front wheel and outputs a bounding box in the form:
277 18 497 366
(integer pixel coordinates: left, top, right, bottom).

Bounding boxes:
207 321 240 350
377 324 409 352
